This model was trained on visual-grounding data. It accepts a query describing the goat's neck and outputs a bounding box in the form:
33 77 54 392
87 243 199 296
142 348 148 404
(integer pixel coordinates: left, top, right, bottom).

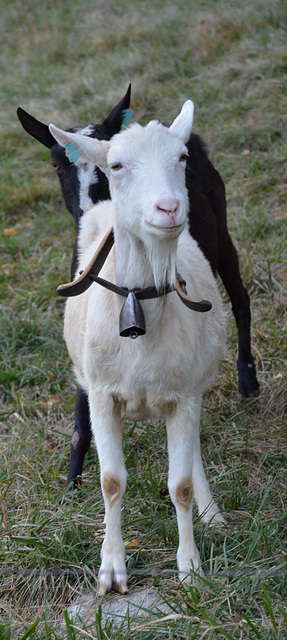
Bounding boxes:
113 225 178 292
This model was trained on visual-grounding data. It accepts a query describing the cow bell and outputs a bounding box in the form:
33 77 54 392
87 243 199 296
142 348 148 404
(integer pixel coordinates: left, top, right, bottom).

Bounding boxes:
119 292 146 339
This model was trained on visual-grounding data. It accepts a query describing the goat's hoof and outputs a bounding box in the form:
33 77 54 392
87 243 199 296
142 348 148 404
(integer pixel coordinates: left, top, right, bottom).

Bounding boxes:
237 361 260 398
97 566 128 596
98 578 128 596
240 385 260 399
207 511 226 529
199 503 226 527
179 565 205 585
98 582 109 597
113 579 128 595
177 548 203 584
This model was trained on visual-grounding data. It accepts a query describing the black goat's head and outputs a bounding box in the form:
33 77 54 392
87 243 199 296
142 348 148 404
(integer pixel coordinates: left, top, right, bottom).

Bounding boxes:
17 84 131 227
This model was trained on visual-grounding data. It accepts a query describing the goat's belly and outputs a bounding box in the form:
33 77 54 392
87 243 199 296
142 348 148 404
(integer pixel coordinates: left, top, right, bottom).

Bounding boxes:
122 390 177 419
80 332 220 416
86 350 181 411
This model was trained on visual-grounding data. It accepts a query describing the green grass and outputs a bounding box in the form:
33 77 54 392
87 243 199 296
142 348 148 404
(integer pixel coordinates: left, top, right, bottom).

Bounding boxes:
1 0 286 637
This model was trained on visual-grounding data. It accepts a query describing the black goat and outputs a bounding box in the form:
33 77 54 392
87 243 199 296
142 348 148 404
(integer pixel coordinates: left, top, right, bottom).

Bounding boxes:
17 86 259 487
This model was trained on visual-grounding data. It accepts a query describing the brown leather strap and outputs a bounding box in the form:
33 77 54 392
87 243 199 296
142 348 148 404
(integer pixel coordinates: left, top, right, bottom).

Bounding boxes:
175 274 212 312
57 226 212 312
57 227 115 297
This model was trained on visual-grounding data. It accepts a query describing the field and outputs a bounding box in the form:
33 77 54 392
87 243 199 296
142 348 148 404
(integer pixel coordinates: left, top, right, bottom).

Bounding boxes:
0 0 286 637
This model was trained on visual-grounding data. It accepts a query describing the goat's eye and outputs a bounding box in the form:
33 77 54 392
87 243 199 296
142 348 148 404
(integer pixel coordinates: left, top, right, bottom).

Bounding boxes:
110 162 123 171
179 153 188 163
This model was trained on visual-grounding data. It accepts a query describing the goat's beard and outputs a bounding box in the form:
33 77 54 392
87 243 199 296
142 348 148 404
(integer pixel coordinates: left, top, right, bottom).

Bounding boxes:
147 237 178 292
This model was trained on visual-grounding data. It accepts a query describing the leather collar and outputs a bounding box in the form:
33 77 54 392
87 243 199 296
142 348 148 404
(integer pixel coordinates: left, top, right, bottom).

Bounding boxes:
57 227 212 313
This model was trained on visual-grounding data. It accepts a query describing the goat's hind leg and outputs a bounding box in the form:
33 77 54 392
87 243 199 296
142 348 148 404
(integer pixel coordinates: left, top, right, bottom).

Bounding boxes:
89 391 128 595
66 386 92 488
217 229 259 398
189 399 225 527
166 398 224 583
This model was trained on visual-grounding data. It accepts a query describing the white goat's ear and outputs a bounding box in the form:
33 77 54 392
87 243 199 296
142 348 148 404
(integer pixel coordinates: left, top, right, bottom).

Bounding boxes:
48 124 110 168
169 100 194 143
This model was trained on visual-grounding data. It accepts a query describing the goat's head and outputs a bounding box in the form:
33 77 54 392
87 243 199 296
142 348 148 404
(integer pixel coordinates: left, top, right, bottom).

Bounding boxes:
49 101 194 288
50 100 193 233
17 85 131 225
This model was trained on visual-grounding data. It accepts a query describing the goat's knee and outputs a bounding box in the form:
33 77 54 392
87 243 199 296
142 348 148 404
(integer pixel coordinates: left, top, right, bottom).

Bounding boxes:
102 474 122 507
175 477 193 510
169 476 193 510
101 468 127 515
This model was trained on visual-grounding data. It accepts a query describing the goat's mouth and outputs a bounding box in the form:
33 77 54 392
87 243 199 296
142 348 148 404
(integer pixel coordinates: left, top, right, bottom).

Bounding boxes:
145 220 185 235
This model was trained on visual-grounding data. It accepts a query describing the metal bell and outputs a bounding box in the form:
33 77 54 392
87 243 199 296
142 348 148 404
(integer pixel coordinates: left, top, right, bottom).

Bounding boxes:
119 292 146 339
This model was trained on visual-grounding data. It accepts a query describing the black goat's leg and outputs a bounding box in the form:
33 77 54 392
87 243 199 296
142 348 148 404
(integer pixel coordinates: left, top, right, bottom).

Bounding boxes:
66 385 92 488
217 233 260 398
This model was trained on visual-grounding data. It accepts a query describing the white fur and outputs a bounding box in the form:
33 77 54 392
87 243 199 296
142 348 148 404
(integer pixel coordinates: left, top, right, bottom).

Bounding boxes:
73 126 100 213
78 163 99 214
77 124 94 136
50 103 226 595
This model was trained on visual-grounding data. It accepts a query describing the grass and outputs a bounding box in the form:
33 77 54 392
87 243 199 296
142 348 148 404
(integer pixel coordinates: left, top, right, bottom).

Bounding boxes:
0 0 286 637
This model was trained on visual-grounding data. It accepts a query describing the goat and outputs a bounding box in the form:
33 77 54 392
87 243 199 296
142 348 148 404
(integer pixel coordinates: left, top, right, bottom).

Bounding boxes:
17 88 259 489
17 87 132 486
49 100 227 594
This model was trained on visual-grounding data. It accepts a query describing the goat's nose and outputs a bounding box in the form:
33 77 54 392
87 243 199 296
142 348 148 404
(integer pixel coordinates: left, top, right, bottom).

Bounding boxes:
156 198 180 216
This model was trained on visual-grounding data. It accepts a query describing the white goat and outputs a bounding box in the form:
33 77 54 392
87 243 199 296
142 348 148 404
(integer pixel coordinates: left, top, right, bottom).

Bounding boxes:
49 101 226 595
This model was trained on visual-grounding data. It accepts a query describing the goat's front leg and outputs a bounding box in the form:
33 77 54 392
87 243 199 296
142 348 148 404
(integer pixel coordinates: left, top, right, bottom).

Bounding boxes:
89 391 128 596
166 397 224 583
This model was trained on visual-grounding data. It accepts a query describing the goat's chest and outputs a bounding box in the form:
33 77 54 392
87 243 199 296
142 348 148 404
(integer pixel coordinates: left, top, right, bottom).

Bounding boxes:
82 299 214 412
85 338 187 413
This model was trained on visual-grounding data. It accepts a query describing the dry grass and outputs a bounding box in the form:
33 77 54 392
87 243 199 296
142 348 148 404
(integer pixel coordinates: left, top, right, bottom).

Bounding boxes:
0 0 286 637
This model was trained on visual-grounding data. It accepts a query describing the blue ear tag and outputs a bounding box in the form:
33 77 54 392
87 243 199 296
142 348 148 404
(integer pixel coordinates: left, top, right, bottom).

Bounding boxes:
121 108 134 125
65 141 83 163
